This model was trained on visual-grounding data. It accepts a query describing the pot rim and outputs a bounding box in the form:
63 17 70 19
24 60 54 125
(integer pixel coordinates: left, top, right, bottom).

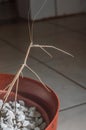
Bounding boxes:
0 73 60 129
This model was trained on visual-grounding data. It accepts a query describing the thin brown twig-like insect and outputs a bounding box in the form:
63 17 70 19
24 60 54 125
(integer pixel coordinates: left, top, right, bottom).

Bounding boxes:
39 46 53 58
14 78 19 114
1 0 74 107
32 44 74 57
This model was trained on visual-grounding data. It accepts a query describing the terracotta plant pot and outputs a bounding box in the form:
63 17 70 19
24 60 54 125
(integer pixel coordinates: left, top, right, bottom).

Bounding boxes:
0 74 59 130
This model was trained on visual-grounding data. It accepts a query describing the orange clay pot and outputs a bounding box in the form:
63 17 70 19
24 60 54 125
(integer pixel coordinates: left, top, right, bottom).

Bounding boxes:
0 74 60 130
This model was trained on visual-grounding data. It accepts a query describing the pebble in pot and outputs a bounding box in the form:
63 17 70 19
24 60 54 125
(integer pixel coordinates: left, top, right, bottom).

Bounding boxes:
0 100 47 130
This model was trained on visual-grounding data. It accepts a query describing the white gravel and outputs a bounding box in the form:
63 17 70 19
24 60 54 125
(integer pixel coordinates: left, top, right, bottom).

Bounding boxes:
0 99 47 130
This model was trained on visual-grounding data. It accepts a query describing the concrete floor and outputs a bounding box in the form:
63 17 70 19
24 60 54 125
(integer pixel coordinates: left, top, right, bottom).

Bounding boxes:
0 14 86 130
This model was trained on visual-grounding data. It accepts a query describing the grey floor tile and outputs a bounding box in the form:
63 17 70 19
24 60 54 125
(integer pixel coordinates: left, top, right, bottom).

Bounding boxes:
49 15 86 34
0 43 24 69
33 22 67 40
0 21 68 52
0 22 29 52
58 104 86 130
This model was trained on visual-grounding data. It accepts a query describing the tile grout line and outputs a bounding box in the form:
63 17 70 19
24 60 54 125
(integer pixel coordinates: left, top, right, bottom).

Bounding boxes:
0 37 86 90
59 102 86 112
31 55 86 90
0 37 25 54
48 22 86 36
